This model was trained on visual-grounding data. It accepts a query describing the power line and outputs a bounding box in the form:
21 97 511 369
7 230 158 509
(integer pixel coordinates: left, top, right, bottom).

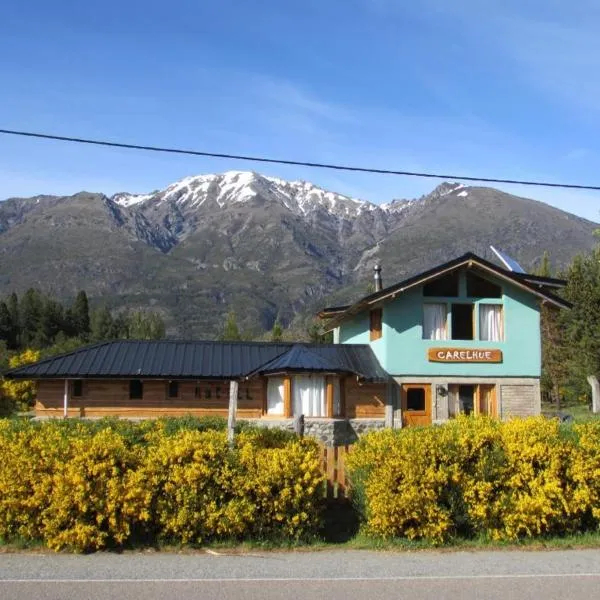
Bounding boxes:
1 127 600 191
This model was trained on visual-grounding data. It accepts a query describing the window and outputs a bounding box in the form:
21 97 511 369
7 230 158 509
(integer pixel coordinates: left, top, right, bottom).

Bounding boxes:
423 272 459 297
71 380 83 397
293 374 326 417
267 377 284 415
466 272 502 298
451 304 474 340
194 383 201 399
406 388 425 411
167 381 179 398
479 304 504 341
204 387 211 399
129 380 143 400
370 308 382 341
423 303 448 340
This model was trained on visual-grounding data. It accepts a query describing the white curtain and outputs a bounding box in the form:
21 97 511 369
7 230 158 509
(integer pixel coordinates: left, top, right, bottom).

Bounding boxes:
423 303 448 340
267 377 284 415
479 304 504 341
293 375 326 417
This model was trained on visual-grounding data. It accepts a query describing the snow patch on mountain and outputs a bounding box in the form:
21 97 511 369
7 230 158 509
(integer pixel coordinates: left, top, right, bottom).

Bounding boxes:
112 171 473 220
112 192 155 207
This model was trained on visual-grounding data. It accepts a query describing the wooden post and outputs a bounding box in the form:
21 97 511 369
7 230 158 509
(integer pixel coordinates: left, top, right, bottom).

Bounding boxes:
293 414 305 437
63 379 70 418
588 375 600 414
326 377 334 418
227 380 239 447
385 379 395 428
283 376 292 418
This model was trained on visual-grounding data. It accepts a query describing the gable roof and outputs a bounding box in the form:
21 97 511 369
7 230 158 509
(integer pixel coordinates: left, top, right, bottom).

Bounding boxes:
3 340 388 382
320 252 571 330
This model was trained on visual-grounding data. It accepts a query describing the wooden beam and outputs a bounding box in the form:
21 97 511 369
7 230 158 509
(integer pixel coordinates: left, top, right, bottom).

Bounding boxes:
326 377 334 418
283 376 292 418
227 380 239 447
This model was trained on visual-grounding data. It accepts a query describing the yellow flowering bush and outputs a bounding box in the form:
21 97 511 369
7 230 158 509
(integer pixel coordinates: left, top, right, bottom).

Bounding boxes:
0 419 69 541
136 430 254 544
236 432 324 540
41 428 145 551
0 418 324 550
346 416 600 543
1 349 40 411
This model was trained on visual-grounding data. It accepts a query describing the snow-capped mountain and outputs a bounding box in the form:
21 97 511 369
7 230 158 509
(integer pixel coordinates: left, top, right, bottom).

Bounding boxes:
112 170 389 219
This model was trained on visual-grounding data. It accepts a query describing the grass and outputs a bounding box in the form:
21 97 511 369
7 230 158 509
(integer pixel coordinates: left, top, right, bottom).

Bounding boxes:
542 402 600 423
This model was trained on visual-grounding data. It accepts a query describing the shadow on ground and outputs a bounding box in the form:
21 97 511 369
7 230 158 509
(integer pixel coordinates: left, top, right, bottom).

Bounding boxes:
320 500 361 544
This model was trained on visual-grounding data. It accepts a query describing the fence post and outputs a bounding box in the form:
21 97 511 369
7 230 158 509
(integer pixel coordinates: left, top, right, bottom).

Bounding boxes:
227 380 239 447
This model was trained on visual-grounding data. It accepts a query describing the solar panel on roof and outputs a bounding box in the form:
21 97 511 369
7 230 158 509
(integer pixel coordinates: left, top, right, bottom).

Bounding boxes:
490 246 526 274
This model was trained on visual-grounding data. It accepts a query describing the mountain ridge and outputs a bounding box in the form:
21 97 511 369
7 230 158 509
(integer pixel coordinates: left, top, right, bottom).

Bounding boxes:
0 172 597 337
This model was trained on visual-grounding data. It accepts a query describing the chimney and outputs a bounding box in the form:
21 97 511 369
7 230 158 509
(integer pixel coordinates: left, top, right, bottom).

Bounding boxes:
373 264 382 292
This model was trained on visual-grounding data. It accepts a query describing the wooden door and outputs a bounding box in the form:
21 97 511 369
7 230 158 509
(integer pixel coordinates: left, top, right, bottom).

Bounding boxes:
401 384 432 427
476 384 497 417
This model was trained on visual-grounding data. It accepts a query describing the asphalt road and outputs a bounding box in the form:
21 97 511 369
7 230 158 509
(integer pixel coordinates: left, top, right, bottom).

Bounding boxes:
1 548 600 600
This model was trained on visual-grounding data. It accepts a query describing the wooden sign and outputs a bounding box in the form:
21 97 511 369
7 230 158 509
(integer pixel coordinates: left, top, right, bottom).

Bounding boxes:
428 348 503 363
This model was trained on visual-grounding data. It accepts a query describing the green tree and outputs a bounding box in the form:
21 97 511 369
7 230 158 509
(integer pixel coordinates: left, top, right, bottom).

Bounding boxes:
533 251 568 409
219 309 242 341
0 301 12 347
562 246 600 401
39 298 65 347
306 319 333 344
127 310 166 340
71 291 90 339
271 320 284 342
7 293 20 349
19 289 43 347
90 306 114 342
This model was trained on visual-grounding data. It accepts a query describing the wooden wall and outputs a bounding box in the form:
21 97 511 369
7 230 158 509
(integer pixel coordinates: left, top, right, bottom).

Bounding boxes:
35 376 387 419
344 377 386 418
36 379 264 419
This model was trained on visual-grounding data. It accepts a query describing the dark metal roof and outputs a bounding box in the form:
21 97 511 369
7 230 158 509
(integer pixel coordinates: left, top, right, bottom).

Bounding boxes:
320 252 571 330
3 340 388 382
247 344 360 377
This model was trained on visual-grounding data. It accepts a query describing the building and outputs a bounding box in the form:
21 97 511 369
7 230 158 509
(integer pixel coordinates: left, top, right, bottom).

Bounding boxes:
4 340 389 446
4 252 569 443
319 252 569 426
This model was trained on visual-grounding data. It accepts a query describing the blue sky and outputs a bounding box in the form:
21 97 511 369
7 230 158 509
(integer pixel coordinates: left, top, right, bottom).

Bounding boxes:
1 0 599 221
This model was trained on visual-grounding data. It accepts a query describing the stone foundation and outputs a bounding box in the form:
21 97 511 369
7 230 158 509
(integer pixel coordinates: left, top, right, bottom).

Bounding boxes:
252 418 386 446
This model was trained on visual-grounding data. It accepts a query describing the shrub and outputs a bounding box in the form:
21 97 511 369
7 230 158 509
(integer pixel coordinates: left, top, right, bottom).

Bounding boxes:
236 433 324 540
0 418 324 550
346 416 600 543
41 428 145 551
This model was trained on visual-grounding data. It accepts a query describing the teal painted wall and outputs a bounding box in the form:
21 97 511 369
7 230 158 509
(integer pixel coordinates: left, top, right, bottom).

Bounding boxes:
338 270 541 377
